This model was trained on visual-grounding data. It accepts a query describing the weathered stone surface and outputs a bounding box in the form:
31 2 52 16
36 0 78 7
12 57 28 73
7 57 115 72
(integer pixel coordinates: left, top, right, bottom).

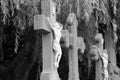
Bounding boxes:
105 28 117 80
67 13 85 80
34 15 51 33
35 0 60 80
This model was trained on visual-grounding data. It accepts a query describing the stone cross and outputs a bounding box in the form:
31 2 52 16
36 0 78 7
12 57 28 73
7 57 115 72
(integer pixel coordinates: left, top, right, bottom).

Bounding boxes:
95 28 120 80
95 49 109 80
61 13 85 80
89 44 103 80
34 0 61 80
104 28 120 80
92 33 109 80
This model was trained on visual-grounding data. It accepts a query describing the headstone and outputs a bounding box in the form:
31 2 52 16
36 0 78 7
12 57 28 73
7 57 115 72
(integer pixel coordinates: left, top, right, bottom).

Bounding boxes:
94 33 109 80
34 0 61 80
105 28 116 65
61 13 85 80
94 33 103 80
61 29 85 80
65 13 85 80
105 27 120 80
94 28 120 80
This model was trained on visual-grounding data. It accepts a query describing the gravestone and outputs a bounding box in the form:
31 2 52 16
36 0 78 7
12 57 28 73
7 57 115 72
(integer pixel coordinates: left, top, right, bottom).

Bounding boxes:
94 33 104 80
34 0 61 80
105 27 120 80
62 13 85 80
95 27 120 80
93 33 109 80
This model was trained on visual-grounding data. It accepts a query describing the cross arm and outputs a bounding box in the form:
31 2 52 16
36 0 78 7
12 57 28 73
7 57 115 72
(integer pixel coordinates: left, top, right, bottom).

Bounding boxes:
34 15 52 34
69 34 85 53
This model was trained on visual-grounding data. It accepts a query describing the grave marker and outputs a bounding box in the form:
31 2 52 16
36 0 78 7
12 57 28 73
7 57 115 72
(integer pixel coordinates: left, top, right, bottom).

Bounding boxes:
62 13 85 80
105 28 120 80
34 0 61 80
95 27 120 80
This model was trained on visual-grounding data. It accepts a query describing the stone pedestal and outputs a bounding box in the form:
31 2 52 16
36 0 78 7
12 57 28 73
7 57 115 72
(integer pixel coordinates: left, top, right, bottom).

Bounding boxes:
41 67 60 80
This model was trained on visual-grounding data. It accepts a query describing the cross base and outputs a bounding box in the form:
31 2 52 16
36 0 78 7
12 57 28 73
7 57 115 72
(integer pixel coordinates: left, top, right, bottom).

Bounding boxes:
41 69 60 80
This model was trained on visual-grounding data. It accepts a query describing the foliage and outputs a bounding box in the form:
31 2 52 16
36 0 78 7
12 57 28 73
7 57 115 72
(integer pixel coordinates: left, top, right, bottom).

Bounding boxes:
56 0 113 24
0 0 40 54
0 0 117 27
0 0 39 27
0 0 42 80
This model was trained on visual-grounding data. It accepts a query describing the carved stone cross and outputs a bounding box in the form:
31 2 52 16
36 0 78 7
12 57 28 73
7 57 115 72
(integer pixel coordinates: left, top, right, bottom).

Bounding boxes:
104 28 120 80
61 13 85 80
95 29 120 80
34 0 61 80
